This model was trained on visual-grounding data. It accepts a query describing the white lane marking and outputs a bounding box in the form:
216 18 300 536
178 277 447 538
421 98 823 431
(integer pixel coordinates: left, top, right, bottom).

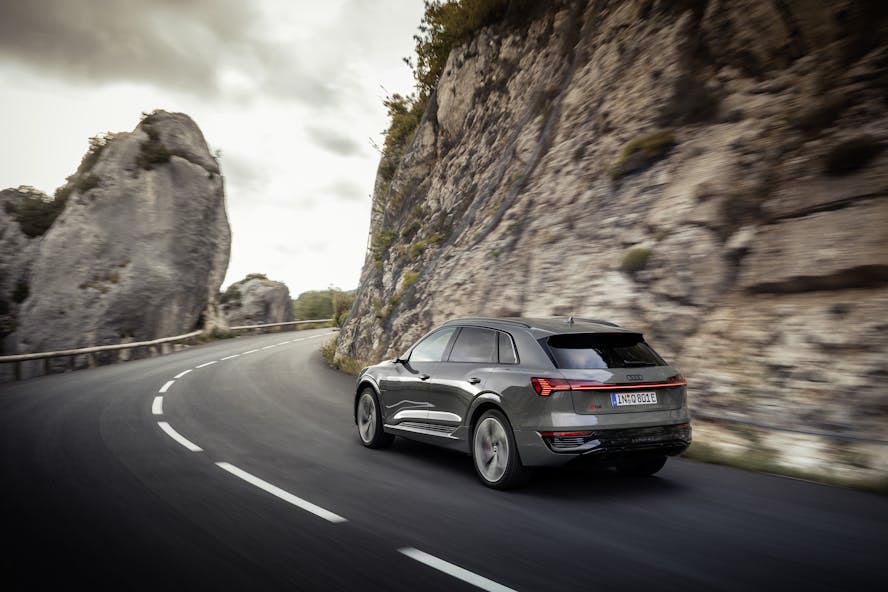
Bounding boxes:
174 369 192 379
221 354 240 360
152 396 163 415
215 462 346 524
158 422 203 452
277 340 291 345
159 380 175 393
242 349 260 355
196 360 218 368
261 345 277 350
398 548 517 592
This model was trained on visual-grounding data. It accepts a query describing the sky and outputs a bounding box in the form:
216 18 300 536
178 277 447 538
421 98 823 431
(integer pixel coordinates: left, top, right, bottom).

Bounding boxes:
0 0 424 296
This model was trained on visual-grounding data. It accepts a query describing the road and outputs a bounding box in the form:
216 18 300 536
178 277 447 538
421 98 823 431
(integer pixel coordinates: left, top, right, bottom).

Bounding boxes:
1 328 884 591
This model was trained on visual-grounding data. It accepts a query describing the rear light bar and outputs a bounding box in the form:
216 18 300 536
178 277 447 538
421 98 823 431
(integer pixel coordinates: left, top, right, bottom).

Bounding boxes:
539 431 593 438
531 374 686 396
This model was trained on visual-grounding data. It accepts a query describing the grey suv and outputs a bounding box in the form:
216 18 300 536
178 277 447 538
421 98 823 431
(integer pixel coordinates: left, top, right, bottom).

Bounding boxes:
353 317 691 489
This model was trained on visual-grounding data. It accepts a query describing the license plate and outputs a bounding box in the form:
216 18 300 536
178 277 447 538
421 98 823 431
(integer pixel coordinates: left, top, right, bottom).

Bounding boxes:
611 391 658 407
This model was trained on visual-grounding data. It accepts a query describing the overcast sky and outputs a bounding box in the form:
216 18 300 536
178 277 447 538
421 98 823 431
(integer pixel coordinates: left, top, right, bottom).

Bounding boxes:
0 0 424 296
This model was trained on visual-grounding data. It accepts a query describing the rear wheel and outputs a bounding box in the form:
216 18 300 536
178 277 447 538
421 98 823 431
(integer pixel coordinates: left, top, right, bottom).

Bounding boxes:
471 409 526 489
356 389 394 449
616 455 667 477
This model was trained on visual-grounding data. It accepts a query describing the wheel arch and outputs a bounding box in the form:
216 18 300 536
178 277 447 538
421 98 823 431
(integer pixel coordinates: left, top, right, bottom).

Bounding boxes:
354 377 380 424
467 393 509 435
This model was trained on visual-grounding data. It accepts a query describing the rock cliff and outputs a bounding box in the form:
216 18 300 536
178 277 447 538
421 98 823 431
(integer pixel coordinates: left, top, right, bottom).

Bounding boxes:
337 1 888 478
221 275 295 326
1 111 231 374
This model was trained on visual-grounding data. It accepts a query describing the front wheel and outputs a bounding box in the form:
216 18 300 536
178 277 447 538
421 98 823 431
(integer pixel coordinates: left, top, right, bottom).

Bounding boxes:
356 389 394 449
616 455 667 477
471 409 526 489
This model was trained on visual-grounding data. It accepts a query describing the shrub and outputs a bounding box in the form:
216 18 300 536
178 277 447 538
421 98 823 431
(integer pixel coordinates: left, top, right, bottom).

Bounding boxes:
75 174 101 193
12 278 29 303
401 220 422 239
371 229 397 262
611 130 677 178
401 271 420 289
621 247 652 273
10 186 66 238
823 135 885 176
244 273 269 281
219 285 242 308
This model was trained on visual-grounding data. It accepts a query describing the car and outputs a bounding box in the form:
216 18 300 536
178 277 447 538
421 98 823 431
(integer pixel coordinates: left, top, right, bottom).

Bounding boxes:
353 317 691 489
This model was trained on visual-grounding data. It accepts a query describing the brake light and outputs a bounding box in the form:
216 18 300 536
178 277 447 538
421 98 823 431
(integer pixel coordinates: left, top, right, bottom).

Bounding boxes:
531 375 687 396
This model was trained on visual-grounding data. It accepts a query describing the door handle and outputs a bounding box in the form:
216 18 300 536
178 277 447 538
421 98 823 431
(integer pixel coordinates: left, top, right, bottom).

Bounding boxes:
467 377 481 384
419 374 430 381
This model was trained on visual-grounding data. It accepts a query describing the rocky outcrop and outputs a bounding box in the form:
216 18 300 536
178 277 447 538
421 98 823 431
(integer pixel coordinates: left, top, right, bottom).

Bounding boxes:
337 1 888 477
221 275 295 326
1 110 230 375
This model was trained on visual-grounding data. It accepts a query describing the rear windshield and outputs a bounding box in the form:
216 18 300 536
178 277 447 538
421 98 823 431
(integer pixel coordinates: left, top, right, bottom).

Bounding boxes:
543 333 665 369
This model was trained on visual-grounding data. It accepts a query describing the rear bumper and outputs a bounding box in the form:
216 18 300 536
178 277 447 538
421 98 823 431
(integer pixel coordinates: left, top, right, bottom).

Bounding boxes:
515 422 692 467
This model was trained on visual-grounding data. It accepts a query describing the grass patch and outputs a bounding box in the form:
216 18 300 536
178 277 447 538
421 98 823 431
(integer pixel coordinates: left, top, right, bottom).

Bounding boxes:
321 336 374 376
371 229 397 263
620 247 652 273
611 130 676 178
401 270 420 289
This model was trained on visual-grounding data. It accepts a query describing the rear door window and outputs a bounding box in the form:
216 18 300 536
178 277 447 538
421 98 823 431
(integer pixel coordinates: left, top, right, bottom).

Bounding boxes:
448 327 498 363
498 331 518 364
544 333 665 369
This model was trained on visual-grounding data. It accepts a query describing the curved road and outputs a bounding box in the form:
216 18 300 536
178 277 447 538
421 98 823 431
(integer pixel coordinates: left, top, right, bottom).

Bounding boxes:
1 329 884 591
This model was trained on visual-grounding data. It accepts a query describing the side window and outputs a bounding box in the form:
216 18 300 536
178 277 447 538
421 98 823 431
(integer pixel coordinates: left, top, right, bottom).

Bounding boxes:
498 331 518 364
409 328 457 362
449 327 498 363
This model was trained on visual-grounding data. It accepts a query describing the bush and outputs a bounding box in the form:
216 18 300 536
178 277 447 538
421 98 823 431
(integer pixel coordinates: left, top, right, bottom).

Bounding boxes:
611 130 677 178
9 186 66 238
621 247 652 273
244 273 269 281
401 270 420 289
371 229 397 262
12 278 29 303
823 135 885 176
219 285 242 308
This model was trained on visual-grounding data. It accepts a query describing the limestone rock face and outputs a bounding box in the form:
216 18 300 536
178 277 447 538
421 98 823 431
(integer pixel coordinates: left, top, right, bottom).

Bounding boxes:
2 110 230 364
337 0 888 473
222 276 295 327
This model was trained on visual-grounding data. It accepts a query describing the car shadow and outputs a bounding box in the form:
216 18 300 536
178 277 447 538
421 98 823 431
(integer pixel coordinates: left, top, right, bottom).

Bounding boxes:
383 437 688 500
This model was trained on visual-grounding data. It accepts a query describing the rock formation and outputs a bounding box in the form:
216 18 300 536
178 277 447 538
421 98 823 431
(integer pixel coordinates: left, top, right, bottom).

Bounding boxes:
1 110 231 375
337 1 888 479
221 275 295 327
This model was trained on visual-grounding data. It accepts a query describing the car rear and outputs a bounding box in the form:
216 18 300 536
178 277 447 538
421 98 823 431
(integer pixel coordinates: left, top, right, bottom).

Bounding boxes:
511 328 691 467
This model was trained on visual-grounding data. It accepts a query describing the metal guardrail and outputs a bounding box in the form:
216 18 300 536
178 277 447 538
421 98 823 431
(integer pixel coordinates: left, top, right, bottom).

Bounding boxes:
0 318 333 381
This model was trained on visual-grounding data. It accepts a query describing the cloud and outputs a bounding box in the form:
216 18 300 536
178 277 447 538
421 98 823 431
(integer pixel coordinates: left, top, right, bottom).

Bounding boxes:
305 125 364 157
323 178 366 202
0 0 340 107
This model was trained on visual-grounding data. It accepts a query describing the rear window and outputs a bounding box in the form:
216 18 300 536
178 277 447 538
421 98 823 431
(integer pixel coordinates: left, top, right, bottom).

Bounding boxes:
544 333 665 369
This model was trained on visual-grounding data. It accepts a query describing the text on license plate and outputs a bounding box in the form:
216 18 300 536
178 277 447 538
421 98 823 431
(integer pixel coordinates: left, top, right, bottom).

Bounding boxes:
611 391 658 407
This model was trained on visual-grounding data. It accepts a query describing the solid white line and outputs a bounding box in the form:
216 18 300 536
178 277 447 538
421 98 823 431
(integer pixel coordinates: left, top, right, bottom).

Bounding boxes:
151 396 163 415
174 369 192 379
398 548 517 592
221 354 240 360
158 422 203 452
159 380 175 393
261 345 277 350
242 349 260 355
215 462 346 524
196 360 218 368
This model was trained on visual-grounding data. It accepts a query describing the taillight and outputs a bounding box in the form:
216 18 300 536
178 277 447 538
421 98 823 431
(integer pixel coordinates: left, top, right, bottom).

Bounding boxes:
531 375 687 396
539 431 593 438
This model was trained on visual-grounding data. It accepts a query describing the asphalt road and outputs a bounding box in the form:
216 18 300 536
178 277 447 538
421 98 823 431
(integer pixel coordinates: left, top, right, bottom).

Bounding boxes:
1 328 885 591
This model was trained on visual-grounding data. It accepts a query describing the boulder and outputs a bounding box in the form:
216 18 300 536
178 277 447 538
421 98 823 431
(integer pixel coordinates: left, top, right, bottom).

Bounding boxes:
222 276 295 327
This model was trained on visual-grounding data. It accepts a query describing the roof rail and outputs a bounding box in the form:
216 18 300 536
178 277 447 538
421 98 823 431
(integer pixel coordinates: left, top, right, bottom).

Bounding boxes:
443 317 532 328
573 318 621 327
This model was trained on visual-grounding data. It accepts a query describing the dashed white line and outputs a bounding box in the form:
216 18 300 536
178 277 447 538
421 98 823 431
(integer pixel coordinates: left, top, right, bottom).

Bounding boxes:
215 462 347 524
196 360 218 368
261 345 277 350
158 422 203 452
242 349 260 355
398 548 517 592
174 369 192 379
221 354 240 360
151 396 163 415
159 380 175 393
277 340 291 345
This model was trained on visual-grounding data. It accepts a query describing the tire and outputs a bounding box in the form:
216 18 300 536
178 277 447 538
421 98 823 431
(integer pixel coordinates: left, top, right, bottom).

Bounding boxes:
471 409 527 490
356 388 394 449
616 455 667 477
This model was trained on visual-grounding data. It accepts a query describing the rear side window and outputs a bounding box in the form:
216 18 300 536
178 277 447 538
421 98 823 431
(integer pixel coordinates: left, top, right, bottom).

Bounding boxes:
544 333 665 369
449 327 498 363
410 327 457 362
498 332 517 364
